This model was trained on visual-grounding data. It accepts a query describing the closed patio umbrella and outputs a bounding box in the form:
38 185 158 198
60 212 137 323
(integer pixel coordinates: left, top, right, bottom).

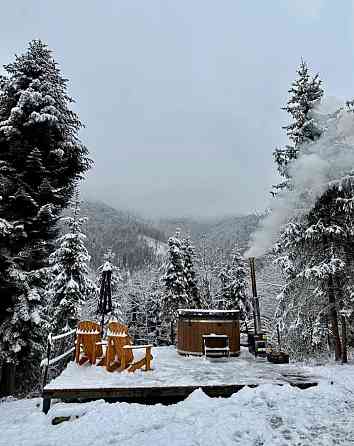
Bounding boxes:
97 262 113 334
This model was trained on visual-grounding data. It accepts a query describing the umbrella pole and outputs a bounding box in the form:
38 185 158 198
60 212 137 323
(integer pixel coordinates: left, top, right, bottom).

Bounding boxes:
100 313 105 337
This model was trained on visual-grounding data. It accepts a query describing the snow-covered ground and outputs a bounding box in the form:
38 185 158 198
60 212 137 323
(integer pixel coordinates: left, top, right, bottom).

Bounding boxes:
1 349 354 445
46 347 316 389
2 364 354 446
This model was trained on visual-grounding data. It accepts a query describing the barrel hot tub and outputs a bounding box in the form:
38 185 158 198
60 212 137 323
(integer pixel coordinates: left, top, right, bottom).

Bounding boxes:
177 309 240 356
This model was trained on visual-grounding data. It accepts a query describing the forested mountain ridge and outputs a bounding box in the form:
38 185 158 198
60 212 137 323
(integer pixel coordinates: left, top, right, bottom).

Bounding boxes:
77 200 265 271
78 200 166 270
79 202 280 328
157 213 263 254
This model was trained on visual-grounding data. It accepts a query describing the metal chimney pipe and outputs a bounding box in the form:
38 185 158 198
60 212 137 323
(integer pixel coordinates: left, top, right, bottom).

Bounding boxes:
249 257 262 334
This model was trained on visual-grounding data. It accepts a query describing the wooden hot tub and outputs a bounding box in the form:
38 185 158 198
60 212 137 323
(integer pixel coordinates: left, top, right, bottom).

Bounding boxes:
177 309 240 356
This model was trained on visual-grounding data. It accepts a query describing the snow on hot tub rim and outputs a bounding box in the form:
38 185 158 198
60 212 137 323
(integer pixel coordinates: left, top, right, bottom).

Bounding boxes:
178 308 240 318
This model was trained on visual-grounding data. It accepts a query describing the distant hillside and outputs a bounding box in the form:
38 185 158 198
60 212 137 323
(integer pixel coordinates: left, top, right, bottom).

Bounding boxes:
78 200 270 274
78 201 280 319
157 213 263 254
80 200 167 270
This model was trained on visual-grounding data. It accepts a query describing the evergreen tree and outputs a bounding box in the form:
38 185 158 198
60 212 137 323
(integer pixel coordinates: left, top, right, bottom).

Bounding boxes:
161 231 189 319
0 213 50 393
273 60 323 193
274 105 354 360
219 247 251 318
0 267 48 393
48 197 96 333
161 231 203 342
181 237 202 308
0 40 92 391
0 40 92 269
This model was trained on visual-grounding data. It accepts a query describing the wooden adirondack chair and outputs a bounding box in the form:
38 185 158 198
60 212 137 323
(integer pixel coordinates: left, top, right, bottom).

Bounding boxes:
105 321 153 373
75 321 103 365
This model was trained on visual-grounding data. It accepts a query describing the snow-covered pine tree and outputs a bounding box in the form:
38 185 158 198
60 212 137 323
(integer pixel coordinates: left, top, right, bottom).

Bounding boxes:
48 196 96 333
181 236 202 308
273 60 323 193
0 213 50 394
218 247 251 319
96 249 122 322
0 40 92 392
161 231 189 319
274 104 354 360
0 40 92 270
0 267 49 394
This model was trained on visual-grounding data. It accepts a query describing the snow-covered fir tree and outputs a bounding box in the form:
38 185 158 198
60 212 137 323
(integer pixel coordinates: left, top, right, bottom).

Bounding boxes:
218 247 251 319
0 40 91 393
0 267 49 393
161 231 202 319
181 236 202 308
274 103 354 360
48 196 96 333
0 40 92 270
273 60 323 193
161 232 189 319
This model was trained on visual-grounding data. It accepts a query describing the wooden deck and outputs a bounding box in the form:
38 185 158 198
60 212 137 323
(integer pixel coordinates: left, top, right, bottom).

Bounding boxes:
42 380 317 414
42 347 319 413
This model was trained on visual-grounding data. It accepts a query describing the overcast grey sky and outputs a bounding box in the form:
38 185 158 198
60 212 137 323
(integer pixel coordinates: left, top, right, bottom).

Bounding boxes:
1 1 354 218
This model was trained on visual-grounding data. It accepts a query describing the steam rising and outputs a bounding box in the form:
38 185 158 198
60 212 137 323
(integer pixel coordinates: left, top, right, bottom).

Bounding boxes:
245 97 354 258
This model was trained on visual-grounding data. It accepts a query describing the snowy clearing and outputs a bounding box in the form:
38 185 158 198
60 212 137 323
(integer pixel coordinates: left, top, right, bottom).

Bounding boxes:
2 365 354 446
45 347 317 389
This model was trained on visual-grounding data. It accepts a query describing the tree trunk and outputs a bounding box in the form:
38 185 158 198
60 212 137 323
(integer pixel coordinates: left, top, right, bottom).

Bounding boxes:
341 314 348 364
0 363 16 397
328 275 342 361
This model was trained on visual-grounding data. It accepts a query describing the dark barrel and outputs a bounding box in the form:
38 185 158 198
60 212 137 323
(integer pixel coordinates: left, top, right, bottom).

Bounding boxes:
177 309 240 356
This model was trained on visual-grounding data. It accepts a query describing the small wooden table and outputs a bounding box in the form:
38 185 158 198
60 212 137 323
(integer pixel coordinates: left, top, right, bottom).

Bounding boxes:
203 334 230 358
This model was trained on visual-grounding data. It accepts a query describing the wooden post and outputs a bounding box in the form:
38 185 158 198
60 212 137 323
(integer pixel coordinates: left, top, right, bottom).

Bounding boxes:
42 397 51 414
42 334 52 390
170 320 175 345
341 313 348 364
145 347 152 371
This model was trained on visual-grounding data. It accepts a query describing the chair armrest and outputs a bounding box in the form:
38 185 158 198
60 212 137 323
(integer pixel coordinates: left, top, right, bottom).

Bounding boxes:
123 344 153 350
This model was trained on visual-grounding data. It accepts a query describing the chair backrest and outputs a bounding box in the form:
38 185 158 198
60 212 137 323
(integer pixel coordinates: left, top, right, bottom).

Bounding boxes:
77 320 101 334
107 321 129 336
107 321 133 365
76 321 102 362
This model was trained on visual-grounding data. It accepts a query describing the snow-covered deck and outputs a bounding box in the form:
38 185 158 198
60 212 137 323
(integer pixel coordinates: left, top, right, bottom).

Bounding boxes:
46 346 317 390
42 346 319 414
